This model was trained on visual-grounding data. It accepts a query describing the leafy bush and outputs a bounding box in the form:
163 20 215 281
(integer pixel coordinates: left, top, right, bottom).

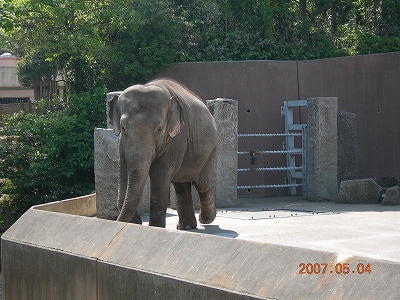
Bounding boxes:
352 30 400 55
0 88 106 220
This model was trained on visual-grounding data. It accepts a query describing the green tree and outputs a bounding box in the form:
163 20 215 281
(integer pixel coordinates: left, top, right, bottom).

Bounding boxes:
16 50 58 99
100 0 180 90
2 0 180 93
0 88 106 219
1 0 108 92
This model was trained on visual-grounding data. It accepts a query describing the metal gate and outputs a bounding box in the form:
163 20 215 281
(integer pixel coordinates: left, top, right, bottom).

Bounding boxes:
237 100 308 197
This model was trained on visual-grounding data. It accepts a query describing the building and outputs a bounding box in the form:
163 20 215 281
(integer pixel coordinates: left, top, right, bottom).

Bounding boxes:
0 52 34 104
0 52 35 125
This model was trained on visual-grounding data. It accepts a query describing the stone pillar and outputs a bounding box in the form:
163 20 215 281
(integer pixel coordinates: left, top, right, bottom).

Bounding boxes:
94 128 119 220
306 97 338 201
207 98 238 207
337 111 358 184
94 92 150 220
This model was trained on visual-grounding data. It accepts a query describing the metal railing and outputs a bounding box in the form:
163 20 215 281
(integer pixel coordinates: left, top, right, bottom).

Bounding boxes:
237 100 308 196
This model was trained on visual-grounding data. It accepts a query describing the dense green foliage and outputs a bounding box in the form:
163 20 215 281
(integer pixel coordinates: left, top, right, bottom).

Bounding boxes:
0 0 180 93
1 0 399 91
0 88 106 219
0 0 399 221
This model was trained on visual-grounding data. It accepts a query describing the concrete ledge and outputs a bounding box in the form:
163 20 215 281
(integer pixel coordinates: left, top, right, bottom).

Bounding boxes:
33 193 97 217
2 197 400 299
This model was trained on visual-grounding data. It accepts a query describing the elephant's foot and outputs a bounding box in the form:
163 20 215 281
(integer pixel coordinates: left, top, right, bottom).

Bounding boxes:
176 212 197 230
130 211 143 225
199 204 217 224
174 182 197 230
176 219 197 230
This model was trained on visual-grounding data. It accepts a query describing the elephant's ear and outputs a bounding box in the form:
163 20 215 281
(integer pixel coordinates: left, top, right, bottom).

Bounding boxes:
168 96 182 138
108 95 121 135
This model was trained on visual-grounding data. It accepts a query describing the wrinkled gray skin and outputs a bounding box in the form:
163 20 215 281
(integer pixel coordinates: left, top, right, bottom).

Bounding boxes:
108 79 217 229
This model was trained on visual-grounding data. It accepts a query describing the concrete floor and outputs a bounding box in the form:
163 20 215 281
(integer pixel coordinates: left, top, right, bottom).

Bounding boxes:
143 196 400 263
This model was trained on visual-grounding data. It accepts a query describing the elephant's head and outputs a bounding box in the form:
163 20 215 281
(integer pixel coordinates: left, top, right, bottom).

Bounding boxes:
108 84 182 222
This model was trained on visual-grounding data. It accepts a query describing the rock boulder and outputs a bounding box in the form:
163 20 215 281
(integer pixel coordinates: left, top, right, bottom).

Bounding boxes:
381 186 400 206
337 178 382 204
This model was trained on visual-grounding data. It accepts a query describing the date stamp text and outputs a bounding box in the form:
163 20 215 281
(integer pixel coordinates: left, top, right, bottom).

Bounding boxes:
299 263 371 275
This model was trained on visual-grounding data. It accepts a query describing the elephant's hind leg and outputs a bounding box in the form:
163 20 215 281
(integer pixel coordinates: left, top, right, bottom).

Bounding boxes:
195 148 217 225
173 182 197 230
195 184 217 224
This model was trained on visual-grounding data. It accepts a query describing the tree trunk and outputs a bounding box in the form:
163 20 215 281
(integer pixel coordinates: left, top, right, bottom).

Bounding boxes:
331 3 337 34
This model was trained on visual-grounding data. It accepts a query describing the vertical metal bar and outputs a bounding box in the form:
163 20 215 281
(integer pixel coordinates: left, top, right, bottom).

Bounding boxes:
283 101 297 195
302 125 308 199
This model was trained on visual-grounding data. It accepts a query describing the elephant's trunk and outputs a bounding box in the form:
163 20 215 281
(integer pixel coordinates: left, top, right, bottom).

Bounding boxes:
117 150 152 222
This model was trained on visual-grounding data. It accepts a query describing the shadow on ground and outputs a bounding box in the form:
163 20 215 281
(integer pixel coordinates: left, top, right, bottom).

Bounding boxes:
189 224 239 238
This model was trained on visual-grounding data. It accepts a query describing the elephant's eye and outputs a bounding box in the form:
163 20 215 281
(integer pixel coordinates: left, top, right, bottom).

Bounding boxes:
156 127 163 134
154 119 164 135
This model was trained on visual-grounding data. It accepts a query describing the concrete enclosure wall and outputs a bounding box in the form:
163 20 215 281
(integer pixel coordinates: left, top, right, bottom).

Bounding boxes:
156 52 400 197
3 195 400 299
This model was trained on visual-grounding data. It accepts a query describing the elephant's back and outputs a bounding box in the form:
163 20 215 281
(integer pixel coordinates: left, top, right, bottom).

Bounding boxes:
149 79 217 181
147 78 216 135
146 78 205 106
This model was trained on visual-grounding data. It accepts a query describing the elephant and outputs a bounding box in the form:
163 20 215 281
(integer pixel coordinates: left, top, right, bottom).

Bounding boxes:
108 78 217 229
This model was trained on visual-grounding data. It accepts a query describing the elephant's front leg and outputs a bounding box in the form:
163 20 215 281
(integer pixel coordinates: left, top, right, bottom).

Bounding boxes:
173 182 197 230
148 174 171 228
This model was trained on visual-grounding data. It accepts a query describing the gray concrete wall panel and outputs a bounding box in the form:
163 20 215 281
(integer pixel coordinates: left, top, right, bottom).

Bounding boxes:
298 52 400 179
97 262 261 300
2 241 97 300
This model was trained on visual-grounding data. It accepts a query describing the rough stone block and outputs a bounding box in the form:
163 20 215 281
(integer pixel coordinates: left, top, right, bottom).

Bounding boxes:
337 111 358 184
207 98 238 207
381 186 400 206
94 128 119 220
337 178 382 204
306 97 338 201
